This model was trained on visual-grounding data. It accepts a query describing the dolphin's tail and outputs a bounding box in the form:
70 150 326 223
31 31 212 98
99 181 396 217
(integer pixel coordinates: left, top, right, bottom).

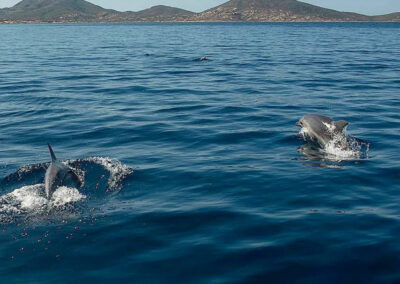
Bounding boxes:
47 143 57 162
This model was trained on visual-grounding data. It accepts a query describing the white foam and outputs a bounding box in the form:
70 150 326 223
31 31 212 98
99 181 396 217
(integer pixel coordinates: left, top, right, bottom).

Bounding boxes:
323 124 360 160
51 186 86 207
16 185 48 211
0 184 86 222
299 126 310 139
323 139 360 160
2 184 46 212
299 123 364 161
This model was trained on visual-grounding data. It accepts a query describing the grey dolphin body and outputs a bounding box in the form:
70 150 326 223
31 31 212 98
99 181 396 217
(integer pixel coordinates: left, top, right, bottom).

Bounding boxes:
45 144 81 199
296 114 350 149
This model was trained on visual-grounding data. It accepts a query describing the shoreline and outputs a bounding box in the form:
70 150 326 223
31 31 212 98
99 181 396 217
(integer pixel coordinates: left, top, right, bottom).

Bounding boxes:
1 20 400 25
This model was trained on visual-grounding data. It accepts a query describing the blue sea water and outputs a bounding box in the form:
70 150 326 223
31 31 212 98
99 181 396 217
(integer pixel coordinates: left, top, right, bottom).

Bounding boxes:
0 22 399 283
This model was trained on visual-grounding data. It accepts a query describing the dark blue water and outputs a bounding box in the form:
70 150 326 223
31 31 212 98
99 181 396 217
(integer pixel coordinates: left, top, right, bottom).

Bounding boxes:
0 23 399 283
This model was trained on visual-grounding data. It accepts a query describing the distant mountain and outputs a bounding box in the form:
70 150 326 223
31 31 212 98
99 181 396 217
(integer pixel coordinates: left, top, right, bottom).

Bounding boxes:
0 0 194 22
371 12 400 22
0 0 120 22
127 5 194 22
0 0 399 23
192 0 370 22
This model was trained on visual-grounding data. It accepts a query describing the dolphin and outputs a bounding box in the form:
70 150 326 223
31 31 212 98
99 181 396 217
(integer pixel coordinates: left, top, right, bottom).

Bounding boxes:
194 56 209 62
45 144 81 199
296 114 350 149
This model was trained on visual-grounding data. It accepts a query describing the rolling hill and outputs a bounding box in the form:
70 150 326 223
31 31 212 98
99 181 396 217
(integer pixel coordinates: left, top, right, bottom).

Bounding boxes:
0 0 120 22
0 0 193 22
0 0 399 23
127 5 194 22
191 0 371 22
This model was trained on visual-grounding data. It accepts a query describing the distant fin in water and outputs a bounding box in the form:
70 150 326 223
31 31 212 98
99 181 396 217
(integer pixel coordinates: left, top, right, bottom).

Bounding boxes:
194 56 209 62
47 143 57 162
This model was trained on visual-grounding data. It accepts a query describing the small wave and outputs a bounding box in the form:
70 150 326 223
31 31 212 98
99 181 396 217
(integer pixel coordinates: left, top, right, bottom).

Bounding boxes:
66 157 133 190
3 157 133 192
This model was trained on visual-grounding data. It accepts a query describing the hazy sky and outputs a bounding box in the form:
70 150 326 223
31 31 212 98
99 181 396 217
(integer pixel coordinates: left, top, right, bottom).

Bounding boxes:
0 0 399 15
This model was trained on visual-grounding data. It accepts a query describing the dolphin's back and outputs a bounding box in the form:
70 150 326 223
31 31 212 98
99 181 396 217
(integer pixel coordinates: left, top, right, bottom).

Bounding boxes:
45 144 81 199
305 114 332 126
45 159 73 198
298 114 351 150
305 114 348 134
302 115 334 145
45 162 61 198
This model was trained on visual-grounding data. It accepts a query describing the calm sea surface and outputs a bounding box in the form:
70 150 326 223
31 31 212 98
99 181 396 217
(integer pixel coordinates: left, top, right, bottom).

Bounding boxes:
0 23 399 283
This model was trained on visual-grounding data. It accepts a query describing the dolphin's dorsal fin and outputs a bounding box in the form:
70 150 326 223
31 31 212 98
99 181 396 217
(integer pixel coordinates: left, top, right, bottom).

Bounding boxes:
334 120 349 132
47 143 57 162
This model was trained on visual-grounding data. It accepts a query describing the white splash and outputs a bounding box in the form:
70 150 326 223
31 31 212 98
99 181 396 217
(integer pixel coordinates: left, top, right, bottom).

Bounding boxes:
323 122 359 160
0 157 132 224
299 122 364 161
0 184 86 223
51 186 86 207
12 184 47 211
299 126 310 139
323 138 360 160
